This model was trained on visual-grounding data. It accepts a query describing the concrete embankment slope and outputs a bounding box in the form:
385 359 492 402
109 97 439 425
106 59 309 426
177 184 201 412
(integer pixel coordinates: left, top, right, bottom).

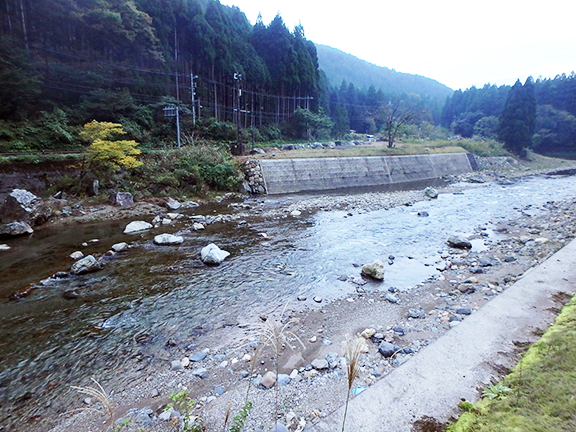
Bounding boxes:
307 238 576 432
259 153 475 194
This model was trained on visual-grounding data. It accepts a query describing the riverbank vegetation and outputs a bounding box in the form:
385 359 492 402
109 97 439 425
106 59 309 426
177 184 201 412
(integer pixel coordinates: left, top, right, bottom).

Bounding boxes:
448 292 576 432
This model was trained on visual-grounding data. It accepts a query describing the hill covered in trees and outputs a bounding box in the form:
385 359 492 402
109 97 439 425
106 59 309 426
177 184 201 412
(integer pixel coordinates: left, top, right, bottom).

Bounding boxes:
441 74 576 157
0 0 456 151
316 44 453 101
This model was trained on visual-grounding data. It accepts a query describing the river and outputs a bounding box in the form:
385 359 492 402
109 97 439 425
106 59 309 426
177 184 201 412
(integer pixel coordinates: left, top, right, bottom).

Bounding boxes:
1 172 576 431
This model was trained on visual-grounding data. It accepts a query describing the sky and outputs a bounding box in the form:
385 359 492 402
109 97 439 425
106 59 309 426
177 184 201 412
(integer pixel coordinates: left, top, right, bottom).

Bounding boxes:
219 0 576 90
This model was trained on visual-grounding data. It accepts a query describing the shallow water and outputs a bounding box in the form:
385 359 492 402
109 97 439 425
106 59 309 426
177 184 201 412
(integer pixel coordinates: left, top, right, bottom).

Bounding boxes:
1 173 576 430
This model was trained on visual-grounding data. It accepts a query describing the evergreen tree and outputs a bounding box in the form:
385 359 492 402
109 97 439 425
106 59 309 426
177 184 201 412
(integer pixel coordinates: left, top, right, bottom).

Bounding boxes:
498 77 536 157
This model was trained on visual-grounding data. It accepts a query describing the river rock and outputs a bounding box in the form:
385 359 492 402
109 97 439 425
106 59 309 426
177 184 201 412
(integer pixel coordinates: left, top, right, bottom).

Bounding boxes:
407 307 426 319
124 221 152 234
165 198 181 210
378 341 401 357
311 359 329 370
274 373 289 387
111 242 128 252
361 260 385 280
260 371 277 389
192 223 205 231
192 367 208 378
424 187 439 199
0 189 52 226
447 235 472 249
0 244 10 251
0 221 34 237
361 328 376 339
189 351 207 362
70 255 102 275
171 360 184 371
70 251 84 260
271 422 290 432
200 243 230 265
110 191 134 208
154 234 184 245
385 293 399 303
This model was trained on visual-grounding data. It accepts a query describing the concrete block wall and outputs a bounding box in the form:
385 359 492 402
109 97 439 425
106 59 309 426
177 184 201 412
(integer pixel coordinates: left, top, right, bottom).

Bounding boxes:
259 153 474 194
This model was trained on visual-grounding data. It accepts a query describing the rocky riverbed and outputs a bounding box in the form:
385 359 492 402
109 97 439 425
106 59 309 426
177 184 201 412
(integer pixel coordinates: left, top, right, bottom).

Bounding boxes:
14 166 568 432
2 155 576 432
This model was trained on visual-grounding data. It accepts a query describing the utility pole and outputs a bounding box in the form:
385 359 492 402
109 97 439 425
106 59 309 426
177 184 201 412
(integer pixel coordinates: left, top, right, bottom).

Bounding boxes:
234 72 242 135
191 73 198 125
174 23 181 148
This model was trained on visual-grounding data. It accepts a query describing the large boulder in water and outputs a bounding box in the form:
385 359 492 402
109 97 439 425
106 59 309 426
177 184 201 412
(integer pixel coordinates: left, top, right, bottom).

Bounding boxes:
361 260 385 280
154 233 184 245
70 255 102 275
0 221 34 237
124 221 152 234
201 243 230 265
0 189 52 226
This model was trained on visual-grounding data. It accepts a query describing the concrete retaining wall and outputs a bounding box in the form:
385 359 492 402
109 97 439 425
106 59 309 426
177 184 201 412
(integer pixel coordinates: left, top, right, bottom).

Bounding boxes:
258 153 475 194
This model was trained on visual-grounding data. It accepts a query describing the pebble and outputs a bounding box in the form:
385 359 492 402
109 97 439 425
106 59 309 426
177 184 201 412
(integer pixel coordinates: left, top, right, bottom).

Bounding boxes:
171 360 184 371
242 354 252 362
456 308 473 315
311 359 329 370
313 296 322 303
385 293 399 303
407 307 426 319
260 371 277 389
360 328 376 339
189 351 207 362
158 411 172 421
191 368 208 378
309 336 317 343
277 374 291 386
0 244 10 251
297 295 307 301
181 357 190 368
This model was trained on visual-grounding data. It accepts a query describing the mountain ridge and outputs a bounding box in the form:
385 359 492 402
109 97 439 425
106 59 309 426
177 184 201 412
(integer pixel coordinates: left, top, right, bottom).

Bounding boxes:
316 43 453 101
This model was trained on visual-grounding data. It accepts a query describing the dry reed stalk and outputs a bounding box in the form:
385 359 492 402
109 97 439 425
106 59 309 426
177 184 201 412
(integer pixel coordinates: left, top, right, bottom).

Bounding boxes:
70 378 114 427
342 337 363 432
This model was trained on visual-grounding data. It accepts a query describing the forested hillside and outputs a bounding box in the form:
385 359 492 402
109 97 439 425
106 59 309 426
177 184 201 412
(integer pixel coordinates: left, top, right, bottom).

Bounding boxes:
0 0 456 151
0 0 324 150
441 74 576 156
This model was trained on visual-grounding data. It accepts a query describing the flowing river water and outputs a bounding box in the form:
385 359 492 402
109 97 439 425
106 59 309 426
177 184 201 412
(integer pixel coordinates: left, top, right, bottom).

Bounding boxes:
1 172 576 430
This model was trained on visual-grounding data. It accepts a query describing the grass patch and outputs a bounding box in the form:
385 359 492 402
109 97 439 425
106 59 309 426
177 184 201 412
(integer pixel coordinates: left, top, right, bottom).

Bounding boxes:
448 293 576 432
248 140 471 159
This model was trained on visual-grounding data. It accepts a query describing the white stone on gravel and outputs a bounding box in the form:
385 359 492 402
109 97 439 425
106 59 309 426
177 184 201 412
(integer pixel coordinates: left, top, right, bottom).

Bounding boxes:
154 234 184 245
200 243 230 265
69 251 84 260
111 242 128 252
124 221 152 234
